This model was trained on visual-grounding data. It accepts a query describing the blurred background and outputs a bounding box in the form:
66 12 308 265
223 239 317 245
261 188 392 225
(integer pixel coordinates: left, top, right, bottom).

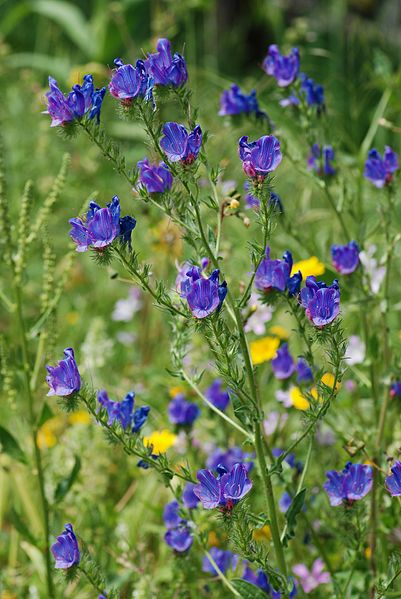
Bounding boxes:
1 0 401 596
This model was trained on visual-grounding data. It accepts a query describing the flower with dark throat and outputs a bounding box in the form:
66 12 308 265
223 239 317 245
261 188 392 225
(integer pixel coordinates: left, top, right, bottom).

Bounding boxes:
331 241 360 275
300 276 340 327
160 122 202 164
51 523 80 569
364 146 399 188
46 348 81 397
239 135 282 179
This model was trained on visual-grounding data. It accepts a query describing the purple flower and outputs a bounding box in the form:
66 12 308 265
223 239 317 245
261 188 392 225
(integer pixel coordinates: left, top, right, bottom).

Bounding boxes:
144 38 188 87
203 548 238 575
164 524 193 552
272 343 296 380
300 276 340 328
279 491 293 513
163 500 183 529
263 45 300 87
239 135 282 179
364 146 399 188
385 462 401 496
331 241 360 275
300 74 325 108
97 390 150 432
242 563 270 593
323 462 373 506
244 183 283 213
69 196 136 252
180 267 227 319
137 158 173 194
271 580 298 599
219 84 264 118
207 447 254 473
45 75 106 127
263 411 288 436
293 559 330 593
193 463 252 509
46 348 81 397
308 144 335 176
168 393 200 426
205 379 230 411
182 483 199 509
51 523 80 569
390 382 401 399
109 58 153 103
255 246 302 296
160 122 202 164
296 358 313 384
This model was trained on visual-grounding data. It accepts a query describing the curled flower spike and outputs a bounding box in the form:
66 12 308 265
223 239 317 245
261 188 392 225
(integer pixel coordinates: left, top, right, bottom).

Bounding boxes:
144 38 188 87
255 246 302 295
308 144 335 176
219 84 265 118
168 393 200 426
51 523 80 569
272 343 296 380
109 58 153 104
331 241 360 275
180 267 227 319
137 158 173 193
385 462 401 496
364 146 399 188
193 463 252 509
239 135 282 179
300 276 340 327
45 74 106 127
300 74 325 108
97 389 150 433
46 348 81 397
323 462 373 506
69 196 136 252
263 44 300 87
160 122 202 164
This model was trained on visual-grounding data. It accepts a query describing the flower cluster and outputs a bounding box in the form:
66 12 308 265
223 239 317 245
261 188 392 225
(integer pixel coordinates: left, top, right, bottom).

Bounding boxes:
45 75 106 127
98 390 150 433
219 84 265 118
168 393 200 427
163 500 193 552
194 463 252 510
323 462 373 506
364 146 399 188
255 246 302 296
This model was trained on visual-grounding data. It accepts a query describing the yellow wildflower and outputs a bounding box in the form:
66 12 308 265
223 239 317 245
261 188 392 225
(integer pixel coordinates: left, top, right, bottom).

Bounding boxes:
152 218 182 258
292 256 325 278
365 546 372 560
269 325 290 340
321 373 341 393
68 63 108 87
169 386 185 397
208 531 220 546
68 410 92 425
250 336 280 365
37 416 64 449
290 387 310 411
66 311 79 325
143 429 177 454
252 525 272 542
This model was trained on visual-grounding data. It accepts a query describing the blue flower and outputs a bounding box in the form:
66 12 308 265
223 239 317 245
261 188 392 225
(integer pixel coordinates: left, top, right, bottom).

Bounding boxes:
300 74 325 108
279 491 293 513
164 524 193 552
390 381 401 399
364 146 399 188
263 45 300 87
168 393 200 426
202 548 238 575
255 246 302 295
45 75 106 127
109 58 153 103
97 390 150 432
239 135 282 179
296 358 313 384
182 483 199 509
331 241 360 275
160 122 202 164
163 500 183 529
46 348 81 397
300 276 340 328
242 563 270 593
323 462 373 506
206 446 254 473
180 267 227 319
307 144 335 176
137 158 173 193
69 196 136 252
219 84 265 118
244 183 284 213
385 462 401 496
193 463 252 510
272 343 296 380
144 38 188 87
205 379 231 411
51 523 80 569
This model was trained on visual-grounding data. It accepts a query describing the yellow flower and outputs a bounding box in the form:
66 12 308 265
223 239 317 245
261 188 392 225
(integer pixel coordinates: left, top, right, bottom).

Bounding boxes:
66 311 79 325
152 218 182 258
208 531 220 546
252 525 272 542
250 336 280 365
310 386 321 401
321 373 341 393
290 386 310 411
68 410 92 425
68 63 108 87
143 429 177 454
169 386 185 397
292 256 325 278
37 416 64 449
269 325 290 340
365 546 372 560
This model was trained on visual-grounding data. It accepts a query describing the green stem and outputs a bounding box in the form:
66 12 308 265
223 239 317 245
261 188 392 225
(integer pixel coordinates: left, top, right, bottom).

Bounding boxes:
203 549 241 597
77 565 105 595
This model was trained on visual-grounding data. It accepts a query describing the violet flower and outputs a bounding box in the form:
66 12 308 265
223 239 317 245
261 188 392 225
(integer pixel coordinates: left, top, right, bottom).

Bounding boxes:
239 135 282 179
51 523 80 569
46 348 81 397
263 45 300 87
168 393 200 426
300 276 340 328
331 241 360 275
137 158 173 193
205 379 230 411
160 122 202 164
308 144 335 176
182 483 199 509
272 343 296 380
385 462 401 496
193 463 252 509
293 558 331 593
202 548 238 575
97 389 150 433
364 146 399 188
323 462 373 506
144 38 188 87
390 382 401 399
180 267 227 319
45 74 106 127
109 58 153 103
255 246 302 295
164 524 193 552
219 84 265 118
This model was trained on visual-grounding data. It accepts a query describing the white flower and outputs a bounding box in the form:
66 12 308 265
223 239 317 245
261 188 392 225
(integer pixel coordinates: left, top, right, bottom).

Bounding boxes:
359 245 386 295
112 288 142 321
345 335 366 366
244 292 273 335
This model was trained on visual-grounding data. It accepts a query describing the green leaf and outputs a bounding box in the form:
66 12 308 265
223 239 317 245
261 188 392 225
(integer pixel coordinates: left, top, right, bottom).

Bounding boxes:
0 426 28 464
232 579 269 598
54 456 81 503
9 509 37 545
37 402 54 429
283 487 306 545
